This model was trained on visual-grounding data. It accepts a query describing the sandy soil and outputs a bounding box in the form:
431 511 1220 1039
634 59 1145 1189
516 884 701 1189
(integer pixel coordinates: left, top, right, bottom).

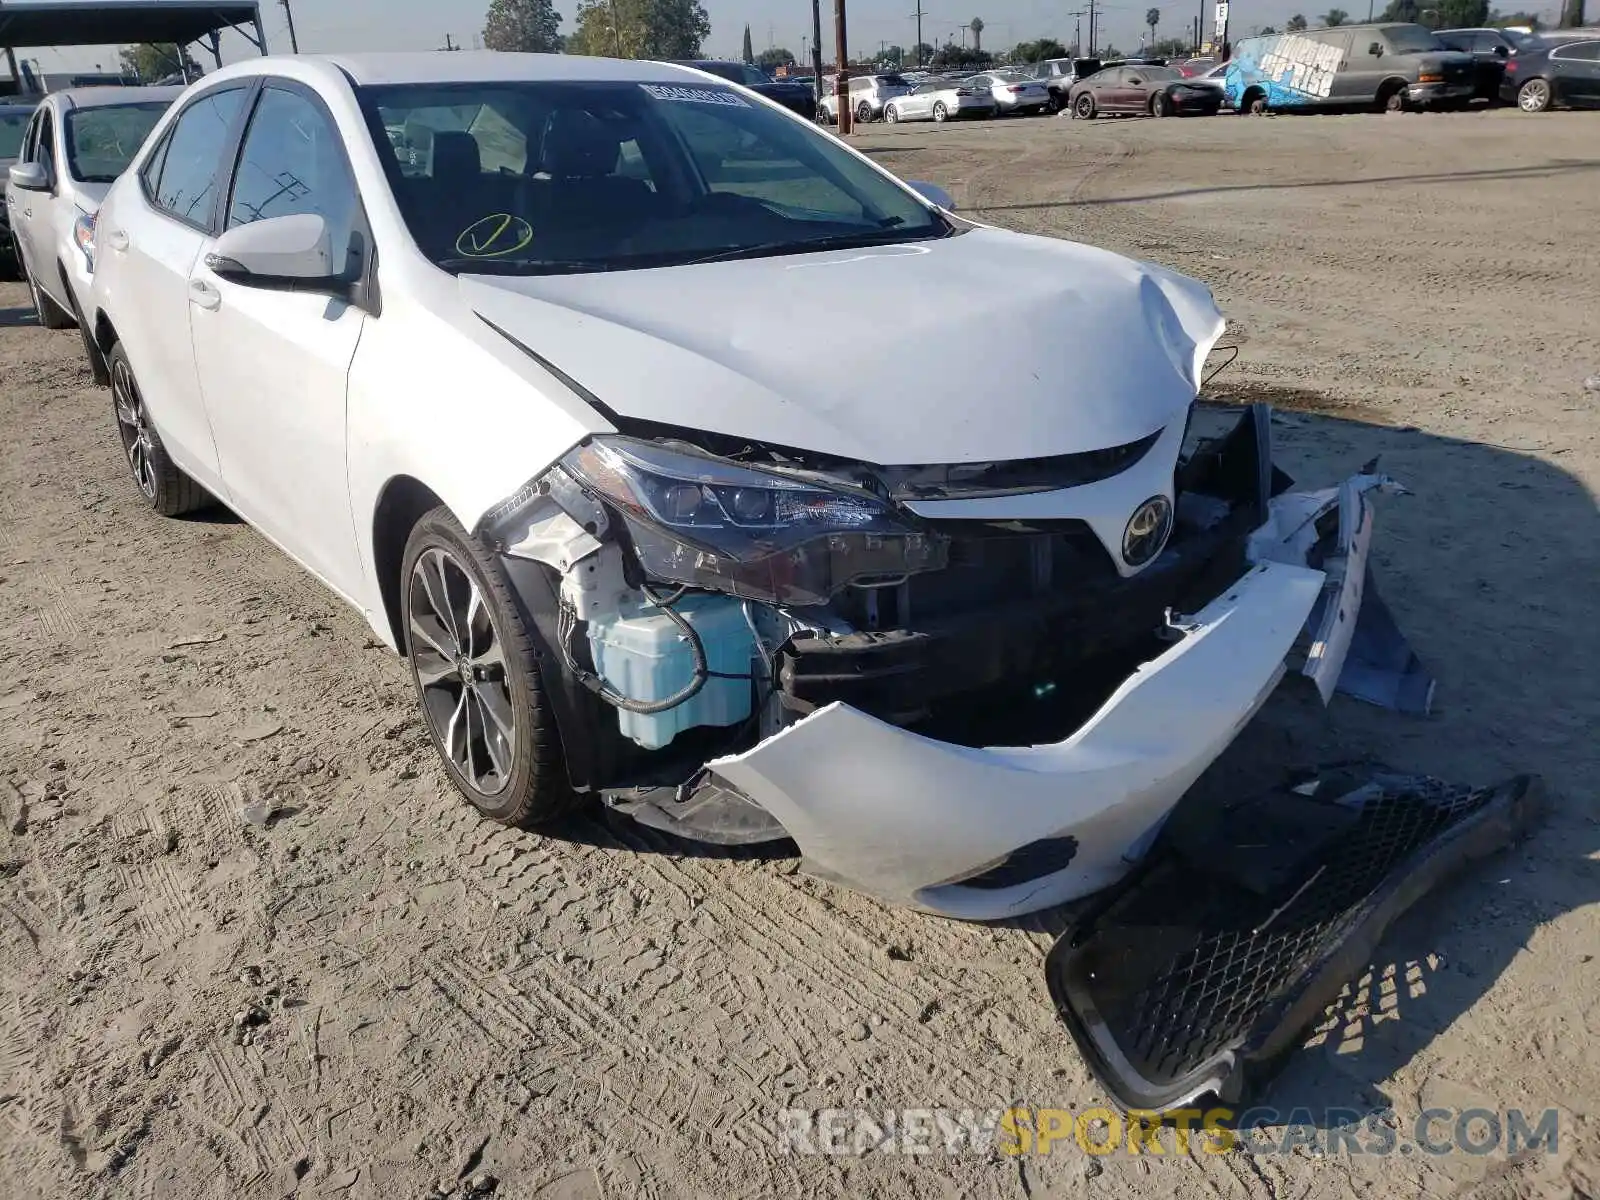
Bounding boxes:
1 107 1597 1200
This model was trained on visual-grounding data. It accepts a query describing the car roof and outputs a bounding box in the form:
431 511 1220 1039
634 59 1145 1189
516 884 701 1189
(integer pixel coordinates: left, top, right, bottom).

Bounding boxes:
49 84 184 110
281 52 720 88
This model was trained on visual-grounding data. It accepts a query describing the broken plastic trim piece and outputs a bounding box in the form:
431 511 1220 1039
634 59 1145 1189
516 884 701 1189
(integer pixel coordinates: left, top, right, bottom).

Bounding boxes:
1043 772 1544 1112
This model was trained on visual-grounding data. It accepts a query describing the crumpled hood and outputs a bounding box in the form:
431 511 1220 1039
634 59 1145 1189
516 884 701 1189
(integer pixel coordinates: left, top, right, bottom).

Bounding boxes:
461 227 1225 465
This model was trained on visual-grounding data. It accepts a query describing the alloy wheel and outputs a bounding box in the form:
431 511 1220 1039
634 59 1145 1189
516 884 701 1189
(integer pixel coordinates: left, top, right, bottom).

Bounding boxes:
408 547 517 797
111 356 157 500
933 101 948 122
1518 79 1549 112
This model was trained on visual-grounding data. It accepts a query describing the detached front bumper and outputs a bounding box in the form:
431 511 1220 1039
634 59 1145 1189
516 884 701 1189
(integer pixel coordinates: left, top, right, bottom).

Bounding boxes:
699 462 1425 920
711 558 1325 918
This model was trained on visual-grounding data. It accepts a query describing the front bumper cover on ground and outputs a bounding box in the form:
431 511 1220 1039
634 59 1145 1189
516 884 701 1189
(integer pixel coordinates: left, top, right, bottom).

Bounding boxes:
1043 771 1543 1110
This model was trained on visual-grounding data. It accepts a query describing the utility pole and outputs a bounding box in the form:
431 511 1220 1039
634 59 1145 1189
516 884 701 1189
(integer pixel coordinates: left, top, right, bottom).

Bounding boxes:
1087 0 1097 54
835 0 852 133
280 0 300 52
1068 9 1086 53
811 0 825 103
910 0 925 63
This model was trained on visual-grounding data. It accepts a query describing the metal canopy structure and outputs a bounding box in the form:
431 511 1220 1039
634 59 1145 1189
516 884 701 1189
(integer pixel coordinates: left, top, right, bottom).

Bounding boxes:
0 1 267 53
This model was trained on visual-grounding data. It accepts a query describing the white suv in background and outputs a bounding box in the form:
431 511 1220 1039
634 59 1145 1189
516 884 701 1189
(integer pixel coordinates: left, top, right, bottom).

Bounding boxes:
4 86 179 363
818 73 914 123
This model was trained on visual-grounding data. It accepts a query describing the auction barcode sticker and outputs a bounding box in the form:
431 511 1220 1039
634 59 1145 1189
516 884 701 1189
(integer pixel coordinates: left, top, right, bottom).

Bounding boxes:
641 84 751 107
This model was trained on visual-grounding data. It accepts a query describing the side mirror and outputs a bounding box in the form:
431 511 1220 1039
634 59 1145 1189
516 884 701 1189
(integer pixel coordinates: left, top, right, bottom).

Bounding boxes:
1128 75 1144 83
204 213 341 290
1494 44 1509 56
7 161 50 192
906 179 955 211
1369 42 1383 56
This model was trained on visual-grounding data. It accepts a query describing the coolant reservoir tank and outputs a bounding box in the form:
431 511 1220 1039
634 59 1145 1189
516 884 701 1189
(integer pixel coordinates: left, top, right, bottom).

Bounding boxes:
586 595 757 751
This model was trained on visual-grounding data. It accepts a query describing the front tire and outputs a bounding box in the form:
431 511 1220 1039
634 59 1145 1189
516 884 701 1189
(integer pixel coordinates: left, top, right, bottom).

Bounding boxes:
933 101 949 122
1516 77 1551 113
1151 92 1172 117
402 507 577 828
885 103 900 123
107 343 210 516
856 100 873 124
1075 93 1097 119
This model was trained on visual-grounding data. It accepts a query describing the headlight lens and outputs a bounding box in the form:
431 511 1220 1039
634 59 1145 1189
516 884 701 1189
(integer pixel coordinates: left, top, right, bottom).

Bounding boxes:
1122 495 1173 567
73 211 96 271
551 436 948 606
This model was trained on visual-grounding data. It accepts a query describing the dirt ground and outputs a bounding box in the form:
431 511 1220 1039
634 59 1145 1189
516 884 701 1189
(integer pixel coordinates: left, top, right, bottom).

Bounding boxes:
2 107 1597 1200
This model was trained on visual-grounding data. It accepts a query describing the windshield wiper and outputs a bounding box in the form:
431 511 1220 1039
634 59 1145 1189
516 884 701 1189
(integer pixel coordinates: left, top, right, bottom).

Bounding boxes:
679 221 945 267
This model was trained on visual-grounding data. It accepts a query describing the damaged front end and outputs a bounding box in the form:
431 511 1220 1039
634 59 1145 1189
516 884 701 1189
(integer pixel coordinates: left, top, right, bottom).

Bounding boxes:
476 400 1436 920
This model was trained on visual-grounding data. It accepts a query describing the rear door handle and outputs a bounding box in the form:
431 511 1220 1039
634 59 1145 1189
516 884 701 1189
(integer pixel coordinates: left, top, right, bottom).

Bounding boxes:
106 228 130 253
188 278 221 311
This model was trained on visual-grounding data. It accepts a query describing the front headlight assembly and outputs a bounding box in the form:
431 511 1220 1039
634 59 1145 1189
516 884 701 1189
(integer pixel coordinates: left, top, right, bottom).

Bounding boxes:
494 436 948 607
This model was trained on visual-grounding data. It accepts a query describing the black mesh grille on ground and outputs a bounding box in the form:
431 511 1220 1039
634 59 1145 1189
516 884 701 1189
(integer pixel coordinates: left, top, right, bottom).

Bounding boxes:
1045 773 1541 1111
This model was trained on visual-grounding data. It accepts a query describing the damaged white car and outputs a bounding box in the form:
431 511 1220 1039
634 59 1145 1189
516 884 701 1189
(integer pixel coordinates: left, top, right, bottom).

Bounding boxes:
87 53 1432 920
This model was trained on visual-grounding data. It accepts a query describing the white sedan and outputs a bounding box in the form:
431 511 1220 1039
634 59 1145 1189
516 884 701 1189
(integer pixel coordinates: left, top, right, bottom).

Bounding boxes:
4 86 180 360
87 52 1417 919
965 69 1053 114
885 80 997 122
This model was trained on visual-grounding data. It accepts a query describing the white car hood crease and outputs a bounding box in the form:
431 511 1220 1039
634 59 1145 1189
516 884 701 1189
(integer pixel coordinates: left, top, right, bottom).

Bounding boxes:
460 228 1226 465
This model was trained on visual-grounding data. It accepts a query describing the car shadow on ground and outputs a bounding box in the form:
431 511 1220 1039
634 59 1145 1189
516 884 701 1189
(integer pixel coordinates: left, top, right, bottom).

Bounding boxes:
0 304 38 328
1000 403 1600 1124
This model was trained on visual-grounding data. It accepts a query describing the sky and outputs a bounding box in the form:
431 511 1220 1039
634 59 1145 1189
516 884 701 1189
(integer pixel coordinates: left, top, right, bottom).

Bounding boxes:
23 0 1566 76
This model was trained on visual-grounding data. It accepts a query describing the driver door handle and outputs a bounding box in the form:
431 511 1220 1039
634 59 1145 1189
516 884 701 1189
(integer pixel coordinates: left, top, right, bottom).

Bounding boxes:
106 228 130 253
188 278 222 311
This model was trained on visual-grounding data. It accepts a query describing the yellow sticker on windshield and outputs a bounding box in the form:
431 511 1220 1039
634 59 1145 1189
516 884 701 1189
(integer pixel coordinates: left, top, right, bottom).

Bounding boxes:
455 214 535 258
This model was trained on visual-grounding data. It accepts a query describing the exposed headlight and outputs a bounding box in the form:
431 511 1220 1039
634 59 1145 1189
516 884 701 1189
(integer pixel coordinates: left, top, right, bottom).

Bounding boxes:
73 211 96 272
510 436 949 607
1122 495 1173 567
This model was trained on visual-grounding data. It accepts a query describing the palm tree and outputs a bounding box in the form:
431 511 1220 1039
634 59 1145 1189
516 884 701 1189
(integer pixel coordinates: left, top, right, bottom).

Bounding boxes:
1322 7 1350 22
1146 7 1160 46
969 17 984 52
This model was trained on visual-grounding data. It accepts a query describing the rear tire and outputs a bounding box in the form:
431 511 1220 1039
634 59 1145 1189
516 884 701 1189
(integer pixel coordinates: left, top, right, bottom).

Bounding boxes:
885 103 900 123
107 343 211 516
26 263 74 329
1516 77 1551 113
856 100 873 124
933 101 949 122
402 507 578 829
1075 92 1097 119
1151 92 1171 117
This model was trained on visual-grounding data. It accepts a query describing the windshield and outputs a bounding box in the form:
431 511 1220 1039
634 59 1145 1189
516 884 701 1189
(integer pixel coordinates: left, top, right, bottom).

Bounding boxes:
359 80 950 276
0 111 30 160
1384 25 1447 52
64 101 171 182
876 74 909 86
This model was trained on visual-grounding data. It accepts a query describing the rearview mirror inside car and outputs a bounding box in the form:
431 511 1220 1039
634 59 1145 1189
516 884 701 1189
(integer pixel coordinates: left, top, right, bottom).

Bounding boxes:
7 162 50 192
906 180 956 211
205 213 342 290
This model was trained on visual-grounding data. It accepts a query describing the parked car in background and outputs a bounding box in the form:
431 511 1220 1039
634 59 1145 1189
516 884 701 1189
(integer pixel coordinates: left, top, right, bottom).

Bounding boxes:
1029 56 1105 111
1069 63 1224 118
0 99 36 279
1187 61 1232 106
1498 36 1600 111
85 51 1404 922
1433 28 1517 101
818 72 913 123
4 86 179 355
1225 24 1476 113
884 78 997 122
1178 56 1218 76
669 60 817 121
965 69 1051 115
